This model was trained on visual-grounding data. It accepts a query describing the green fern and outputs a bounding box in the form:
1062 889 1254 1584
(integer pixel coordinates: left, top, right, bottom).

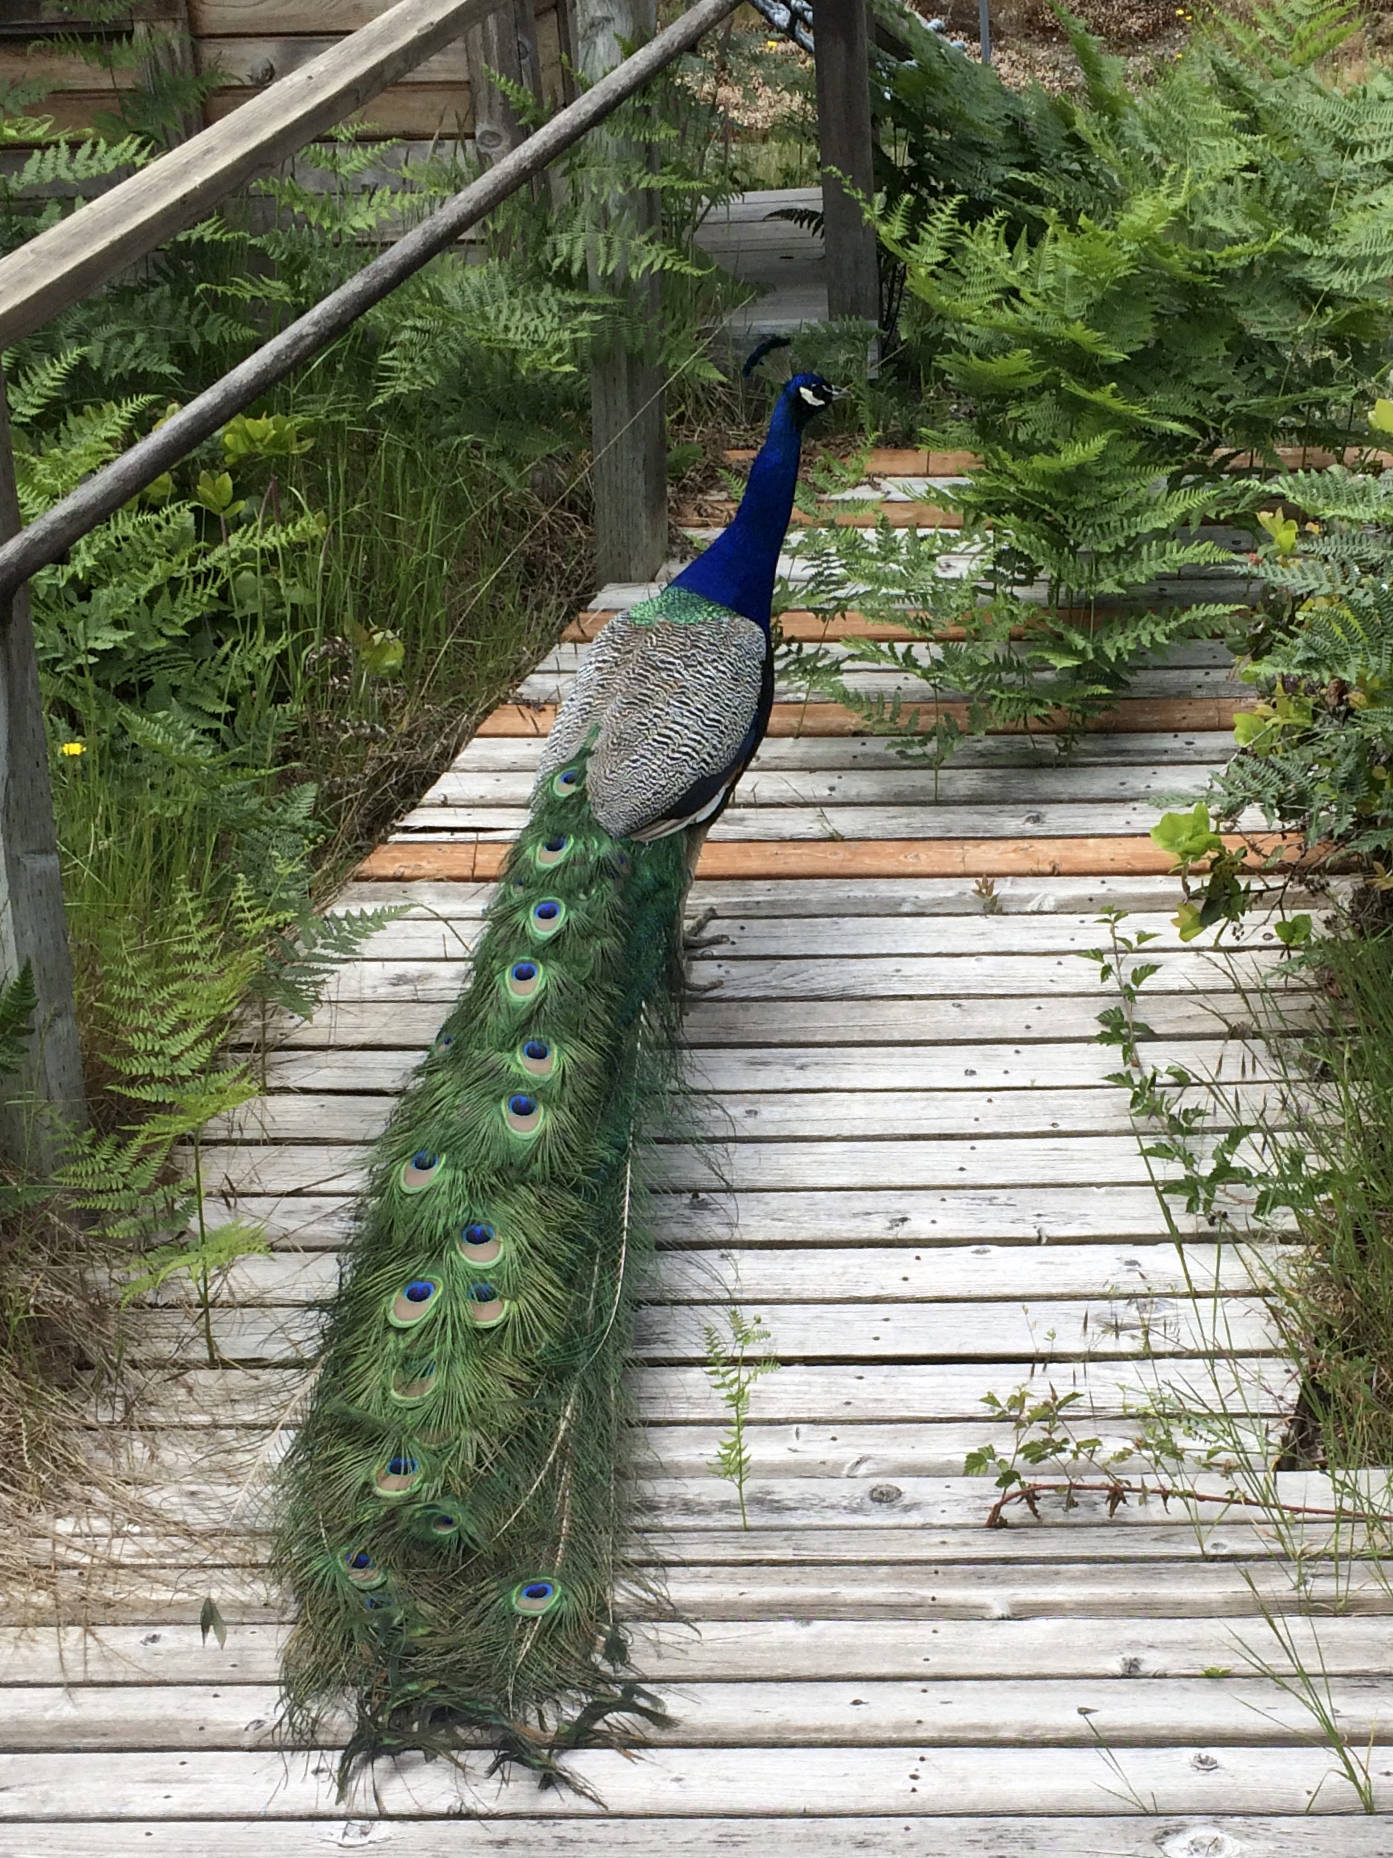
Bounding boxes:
0 965 36 1084
702 1308 780 1530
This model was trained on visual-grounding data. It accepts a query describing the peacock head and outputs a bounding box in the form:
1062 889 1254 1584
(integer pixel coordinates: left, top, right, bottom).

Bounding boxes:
782 371 838 430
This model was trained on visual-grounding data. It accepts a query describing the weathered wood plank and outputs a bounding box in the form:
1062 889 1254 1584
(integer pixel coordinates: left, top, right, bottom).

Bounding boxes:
115 1292 1281 1366
32 1465 1336 1536
329 869 1252 917
9 1821 1393 1858
261 1036 1277 1096
266 990 1305 1050
514 661 1245 705
422 763 1224 808
395 801 1251 842
336 908 1274 961
90 1354 1298 1426
9 1610 1393 1683
471 696 1251 738
211 1080 1285 1145
159 1239 1281 1307
201 1181 1287 1251
309 948 1288 1005
189 1129 1276 1194
1 1741 1391 1816
85 1414 1277 1485
542 636 1239 674
8 1674 1393 1751
442 730 1240 772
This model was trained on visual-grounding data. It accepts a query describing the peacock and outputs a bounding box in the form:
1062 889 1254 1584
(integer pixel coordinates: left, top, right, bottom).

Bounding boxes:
272 361 835 1789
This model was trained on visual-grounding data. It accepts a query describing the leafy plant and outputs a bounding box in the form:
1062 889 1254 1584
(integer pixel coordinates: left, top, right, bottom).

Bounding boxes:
702 1307 779 1528
0 966 36 1086
782 0 1393 766
1204 461 1393 884
780 514 1240 768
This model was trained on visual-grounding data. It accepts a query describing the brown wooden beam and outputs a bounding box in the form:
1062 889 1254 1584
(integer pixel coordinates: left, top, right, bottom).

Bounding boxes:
354 831 1296 883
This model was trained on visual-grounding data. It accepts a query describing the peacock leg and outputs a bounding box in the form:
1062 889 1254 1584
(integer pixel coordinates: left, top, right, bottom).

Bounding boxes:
675 826 726 996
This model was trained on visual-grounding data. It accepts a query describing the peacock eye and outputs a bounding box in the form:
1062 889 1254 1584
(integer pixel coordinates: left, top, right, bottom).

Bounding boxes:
390 1357 437 1400
431 1030 455 1053
504 1092 543 1137
510 1577 564 1617
534 833 572 869
518 1037 556 1078
457 1221 501 1263
400 1150 443 1194
506 959 544 1002
551 768 581 797
388 1277 441 1328
373 1455 422 1497
465 1281 508 1328
528 899 566 941
341 1547 387 1590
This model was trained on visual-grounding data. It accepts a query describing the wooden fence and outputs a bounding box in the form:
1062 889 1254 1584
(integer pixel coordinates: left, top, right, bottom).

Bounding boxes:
0 0 569 142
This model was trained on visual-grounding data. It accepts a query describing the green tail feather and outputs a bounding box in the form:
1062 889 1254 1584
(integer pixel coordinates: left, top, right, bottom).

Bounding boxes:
272 747 691 1787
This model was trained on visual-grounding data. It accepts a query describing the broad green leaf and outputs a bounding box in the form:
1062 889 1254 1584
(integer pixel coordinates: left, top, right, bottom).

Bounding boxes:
1151 802 1223 867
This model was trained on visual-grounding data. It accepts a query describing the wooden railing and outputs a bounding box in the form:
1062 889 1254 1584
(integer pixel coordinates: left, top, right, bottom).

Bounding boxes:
0 0 877 1159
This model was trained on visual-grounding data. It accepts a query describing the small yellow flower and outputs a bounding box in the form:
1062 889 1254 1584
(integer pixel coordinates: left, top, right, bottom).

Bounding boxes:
765 37 780 48
59 741 85 757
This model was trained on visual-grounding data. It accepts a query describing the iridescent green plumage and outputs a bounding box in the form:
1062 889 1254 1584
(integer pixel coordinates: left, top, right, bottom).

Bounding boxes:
272 750 688 1785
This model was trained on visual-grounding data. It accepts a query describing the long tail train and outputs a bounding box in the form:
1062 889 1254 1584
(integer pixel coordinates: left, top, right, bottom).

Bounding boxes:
273 761 688 1779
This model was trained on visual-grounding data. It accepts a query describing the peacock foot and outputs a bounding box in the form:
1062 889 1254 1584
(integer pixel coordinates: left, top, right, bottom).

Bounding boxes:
683 906 730 957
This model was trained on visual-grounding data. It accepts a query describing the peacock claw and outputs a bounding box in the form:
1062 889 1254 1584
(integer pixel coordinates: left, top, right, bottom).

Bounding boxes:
683 907 729 957
682 974 725 995
685 931 730 955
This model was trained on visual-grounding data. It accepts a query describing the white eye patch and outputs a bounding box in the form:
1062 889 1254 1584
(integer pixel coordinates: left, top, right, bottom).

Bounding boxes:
798 384 828 406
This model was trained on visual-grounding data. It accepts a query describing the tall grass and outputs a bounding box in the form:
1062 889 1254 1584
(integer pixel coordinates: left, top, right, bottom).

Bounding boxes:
1263 928 1393 1473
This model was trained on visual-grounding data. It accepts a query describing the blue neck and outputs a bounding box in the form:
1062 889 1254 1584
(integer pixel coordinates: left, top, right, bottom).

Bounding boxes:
671 395 803 629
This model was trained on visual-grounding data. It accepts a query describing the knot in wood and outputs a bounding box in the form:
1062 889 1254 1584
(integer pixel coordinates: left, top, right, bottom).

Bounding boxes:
868 1482 901 1504
1159 1827 1242 1858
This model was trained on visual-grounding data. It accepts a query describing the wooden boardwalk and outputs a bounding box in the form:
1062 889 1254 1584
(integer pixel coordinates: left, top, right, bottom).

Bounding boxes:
10 471 1393 1855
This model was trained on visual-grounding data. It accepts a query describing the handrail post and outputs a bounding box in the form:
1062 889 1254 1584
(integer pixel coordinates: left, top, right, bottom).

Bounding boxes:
0 368 86 1169
814 0 879 333
467 0 542 163
132 0 204 147
575 0 669 585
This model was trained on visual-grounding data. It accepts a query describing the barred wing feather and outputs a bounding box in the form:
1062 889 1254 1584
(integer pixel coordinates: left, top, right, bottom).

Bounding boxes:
537 597 767 840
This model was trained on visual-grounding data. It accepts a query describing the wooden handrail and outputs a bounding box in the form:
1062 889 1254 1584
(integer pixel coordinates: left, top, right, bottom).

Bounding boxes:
0 0 507 351
0 0 741 602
